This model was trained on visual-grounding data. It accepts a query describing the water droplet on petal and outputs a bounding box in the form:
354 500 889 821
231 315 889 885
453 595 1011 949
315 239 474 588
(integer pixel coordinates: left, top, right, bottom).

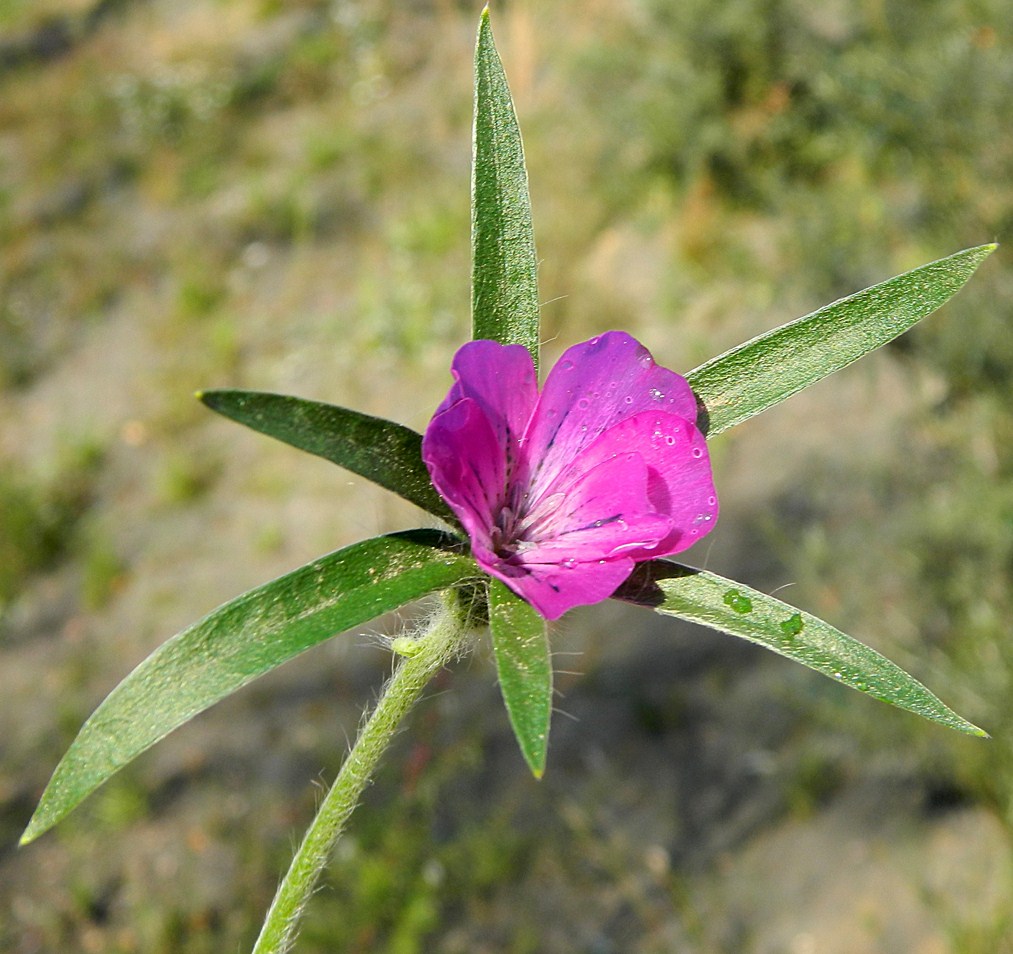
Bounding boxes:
665 436 676 446
563 558 577 569
707 496 716 506
577 397 590 410
588 335 601 346
623 396 634 405
559 359 575 372
692 448 703 459
649 387 665 401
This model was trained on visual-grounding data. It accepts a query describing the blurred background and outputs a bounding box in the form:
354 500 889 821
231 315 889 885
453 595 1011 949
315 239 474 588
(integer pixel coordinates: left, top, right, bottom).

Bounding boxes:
2 0 1012 951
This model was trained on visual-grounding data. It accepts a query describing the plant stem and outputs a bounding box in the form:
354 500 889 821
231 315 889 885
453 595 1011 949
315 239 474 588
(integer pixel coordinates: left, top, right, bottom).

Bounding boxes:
251 595 473 954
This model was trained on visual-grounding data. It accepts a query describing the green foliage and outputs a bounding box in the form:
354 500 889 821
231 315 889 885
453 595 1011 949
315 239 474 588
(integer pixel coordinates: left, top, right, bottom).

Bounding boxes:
80 533 126 610
156 450 221 505
0 472 65 606
199 391 453 521
616 560 984 737
299 757 532 954
0 441 105 608
488 580 552 777
471 9 540 371
6 2 1010 950
687 245 995 437
22 530 478 843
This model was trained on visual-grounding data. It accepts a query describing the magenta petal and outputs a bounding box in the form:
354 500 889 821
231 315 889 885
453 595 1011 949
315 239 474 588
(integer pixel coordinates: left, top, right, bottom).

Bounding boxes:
521 331 699 494
421 397 504 548
519 451 672 561
423 331 719 621
435 340 538 456
564 409 719 559
478 451 671 620
490 556 637 621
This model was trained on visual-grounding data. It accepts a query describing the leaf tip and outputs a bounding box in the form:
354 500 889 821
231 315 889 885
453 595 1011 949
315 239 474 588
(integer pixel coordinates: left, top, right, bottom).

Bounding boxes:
197 390 223 411
970 242 998 265
19 814 45 847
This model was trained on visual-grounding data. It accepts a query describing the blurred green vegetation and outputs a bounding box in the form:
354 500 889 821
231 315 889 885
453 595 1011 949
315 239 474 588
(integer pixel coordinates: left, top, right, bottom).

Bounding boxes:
0 440 104 608
1 0 1011 951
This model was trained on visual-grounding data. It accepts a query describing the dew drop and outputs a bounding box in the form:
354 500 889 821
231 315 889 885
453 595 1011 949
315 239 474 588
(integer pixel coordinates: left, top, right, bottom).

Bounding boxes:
707 496 716 506
588 335 601 345
563 558 577 569
665 436 676 446
623 395 634 405
691 448 703 459
649 387 665 401
559 359 575 372
577 397 590 410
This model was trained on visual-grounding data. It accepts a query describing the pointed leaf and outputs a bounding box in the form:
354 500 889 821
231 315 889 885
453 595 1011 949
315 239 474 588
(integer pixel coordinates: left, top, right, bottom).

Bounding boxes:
489 579 552 776
615 560 987 737
472 6 540 371
199 390 453 522
23 530 478 843
687 244 996 437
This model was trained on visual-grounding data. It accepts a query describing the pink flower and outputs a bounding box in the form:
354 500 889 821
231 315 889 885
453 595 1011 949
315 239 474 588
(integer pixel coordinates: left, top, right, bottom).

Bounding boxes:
422 331 718 620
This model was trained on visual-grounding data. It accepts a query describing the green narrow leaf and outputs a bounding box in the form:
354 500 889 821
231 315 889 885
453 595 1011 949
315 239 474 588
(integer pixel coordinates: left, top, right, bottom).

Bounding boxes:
22 530 478 844
489 579 552 776
615 560 987 738
472 6 540 371
687 244 996 437
199 390 453 523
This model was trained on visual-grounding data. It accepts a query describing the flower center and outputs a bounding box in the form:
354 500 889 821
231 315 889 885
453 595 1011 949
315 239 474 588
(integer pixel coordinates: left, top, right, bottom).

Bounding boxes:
489 492 565 559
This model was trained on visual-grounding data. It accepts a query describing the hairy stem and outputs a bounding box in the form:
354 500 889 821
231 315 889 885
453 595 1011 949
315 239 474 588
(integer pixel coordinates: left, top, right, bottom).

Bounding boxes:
251 594 474 954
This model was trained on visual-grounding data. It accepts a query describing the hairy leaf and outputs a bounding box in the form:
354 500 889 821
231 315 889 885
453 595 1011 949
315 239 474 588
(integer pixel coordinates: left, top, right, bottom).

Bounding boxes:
200 390 453 522
472 7 540 371
489 579 552 776
23 530 478 843
688 245 996 437
616 560 987 737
